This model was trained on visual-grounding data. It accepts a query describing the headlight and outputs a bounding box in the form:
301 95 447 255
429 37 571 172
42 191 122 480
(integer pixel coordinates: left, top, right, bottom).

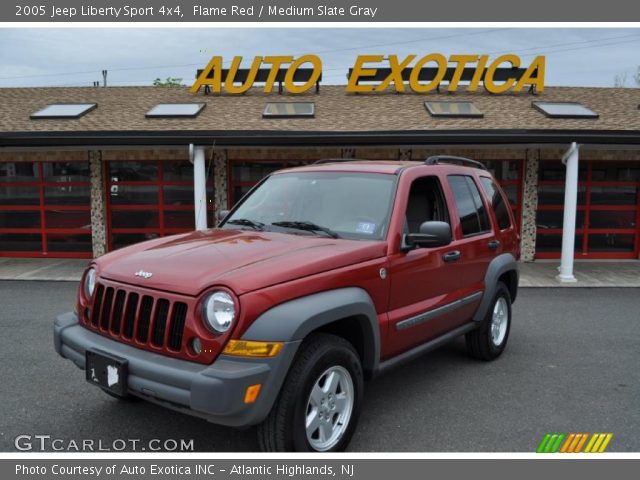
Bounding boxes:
202 291 236 334
84 268 96 299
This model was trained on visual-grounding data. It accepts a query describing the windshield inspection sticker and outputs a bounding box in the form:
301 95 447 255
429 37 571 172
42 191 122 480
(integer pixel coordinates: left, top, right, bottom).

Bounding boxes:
356 222 376 234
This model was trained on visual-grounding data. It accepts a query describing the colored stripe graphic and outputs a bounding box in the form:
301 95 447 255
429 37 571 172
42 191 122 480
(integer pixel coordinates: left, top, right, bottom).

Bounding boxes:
537 433 565 453
537 434 552 453
573 433 589 453
584 433 613 453
538 433 613 453
561 433 588 453
559 433 575 453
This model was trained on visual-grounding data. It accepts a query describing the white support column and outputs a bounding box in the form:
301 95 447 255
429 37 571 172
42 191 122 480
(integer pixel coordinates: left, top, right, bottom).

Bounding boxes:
557 142 579 283
192 145 208 230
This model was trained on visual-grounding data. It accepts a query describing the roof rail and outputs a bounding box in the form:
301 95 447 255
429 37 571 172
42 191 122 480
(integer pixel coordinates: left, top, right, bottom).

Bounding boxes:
424 155 487 170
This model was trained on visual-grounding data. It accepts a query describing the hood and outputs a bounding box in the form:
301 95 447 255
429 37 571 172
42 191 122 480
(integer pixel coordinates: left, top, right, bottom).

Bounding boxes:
96 229 387 296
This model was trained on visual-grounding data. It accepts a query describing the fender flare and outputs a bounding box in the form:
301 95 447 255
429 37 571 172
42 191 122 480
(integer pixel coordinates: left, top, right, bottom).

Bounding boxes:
241 287 381 375
472 253 519 322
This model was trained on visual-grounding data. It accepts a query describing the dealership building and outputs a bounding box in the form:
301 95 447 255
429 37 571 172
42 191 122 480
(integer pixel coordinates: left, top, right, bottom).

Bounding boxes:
1 81 639 262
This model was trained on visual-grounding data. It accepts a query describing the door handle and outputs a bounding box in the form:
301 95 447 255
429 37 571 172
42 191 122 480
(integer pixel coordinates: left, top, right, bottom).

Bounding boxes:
488 240 501 250
442 250 461 263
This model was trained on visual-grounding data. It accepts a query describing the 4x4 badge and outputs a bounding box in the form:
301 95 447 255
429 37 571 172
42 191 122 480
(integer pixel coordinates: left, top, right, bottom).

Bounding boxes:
134 270 153 279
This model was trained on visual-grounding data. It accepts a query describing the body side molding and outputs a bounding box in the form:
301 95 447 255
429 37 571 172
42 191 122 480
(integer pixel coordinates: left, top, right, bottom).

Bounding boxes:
395 291 483 331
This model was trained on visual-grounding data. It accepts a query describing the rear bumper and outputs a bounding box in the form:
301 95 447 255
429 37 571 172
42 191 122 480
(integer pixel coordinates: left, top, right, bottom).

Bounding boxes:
53 312 300 427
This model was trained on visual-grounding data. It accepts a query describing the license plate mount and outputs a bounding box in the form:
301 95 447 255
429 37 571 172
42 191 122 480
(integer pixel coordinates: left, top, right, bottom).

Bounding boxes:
85 349 128 397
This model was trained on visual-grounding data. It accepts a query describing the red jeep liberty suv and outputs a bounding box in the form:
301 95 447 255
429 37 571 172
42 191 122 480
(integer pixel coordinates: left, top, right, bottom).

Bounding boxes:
54 156 519 452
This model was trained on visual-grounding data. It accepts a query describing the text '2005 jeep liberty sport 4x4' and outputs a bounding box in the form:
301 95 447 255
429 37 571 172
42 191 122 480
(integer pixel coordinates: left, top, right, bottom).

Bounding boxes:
54 156 519 452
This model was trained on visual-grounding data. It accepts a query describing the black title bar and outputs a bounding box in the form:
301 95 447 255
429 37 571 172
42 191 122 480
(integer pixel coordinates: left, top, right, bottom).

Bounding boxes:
4 0 639 22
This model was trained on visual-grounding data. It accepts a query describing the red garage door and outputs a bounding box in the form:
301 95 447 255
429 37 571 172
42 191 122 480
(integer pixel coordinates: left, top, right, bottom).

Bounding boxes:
106 160 215 251
536 160 640 259
0 161 92 258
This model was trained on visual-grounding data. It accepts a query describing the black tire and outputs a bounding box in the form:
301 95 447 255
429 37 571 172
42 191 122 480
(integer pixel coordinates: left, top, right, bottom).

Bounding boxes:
465 281 512 361
257 333 364 452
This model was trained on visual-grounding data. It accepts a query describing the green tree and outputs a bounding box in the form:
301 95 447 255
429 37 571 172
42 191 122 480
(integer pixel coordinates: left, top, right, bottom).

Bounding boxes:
153 77 183 87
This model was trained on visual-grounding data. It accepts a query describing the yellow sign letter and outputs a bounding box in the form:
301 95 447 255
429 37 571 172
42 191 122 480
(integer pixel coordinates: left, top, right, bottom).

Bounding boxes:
346 55 385 93
284 55 322 94
409 54 448 93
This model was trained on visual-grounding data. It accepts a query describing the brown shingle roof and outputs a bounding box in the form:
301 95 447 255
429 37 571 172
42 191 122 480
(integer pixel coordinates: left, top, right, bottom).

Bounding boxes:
0 85 638 135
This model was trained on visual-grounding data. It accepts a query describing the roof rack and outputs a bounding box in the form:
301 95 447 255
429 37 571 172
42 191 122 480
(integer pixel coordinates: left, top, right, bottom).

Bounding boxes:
424 155 487 171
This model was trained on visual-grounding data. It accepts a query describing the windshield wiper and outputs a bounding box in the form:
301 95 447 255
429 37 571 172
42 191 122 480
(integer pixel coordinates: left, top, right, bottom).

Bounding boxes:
226 218 265 231
271 221 341 239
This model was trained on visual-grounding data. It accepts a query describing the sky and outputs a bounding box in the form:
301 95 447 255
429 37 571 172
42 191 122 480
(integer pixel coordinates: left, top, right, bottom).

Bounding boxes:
0 27 639 88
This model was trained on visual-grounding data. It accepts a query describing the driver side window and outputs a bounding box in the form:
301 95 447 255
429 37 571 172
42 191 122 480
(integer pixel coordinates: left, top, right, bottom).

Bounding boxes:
405 176 450 234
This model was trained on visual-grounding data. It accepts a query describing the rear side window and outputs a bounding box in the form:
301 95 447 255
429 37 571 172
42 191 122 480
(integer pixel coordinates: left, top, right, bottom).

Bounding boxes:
479 177 512 230
447 175 491 237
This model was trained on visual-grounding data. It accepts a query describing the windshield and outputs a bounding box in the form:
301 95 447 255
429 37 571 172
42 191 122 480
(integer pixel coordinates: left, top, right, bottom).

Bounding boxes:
223 171 397 240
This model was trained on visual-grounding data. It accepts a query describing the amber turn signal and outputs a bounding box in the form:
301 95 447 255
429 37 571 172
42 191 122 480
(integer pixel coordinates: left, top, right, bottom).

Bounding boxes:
244 384 262 404
223 340 283 358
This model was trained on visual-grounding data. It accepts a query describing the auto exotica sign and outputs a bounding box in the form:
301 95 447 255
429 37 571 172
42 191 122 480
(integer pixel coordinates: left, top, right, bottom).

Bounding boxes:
191 54 545 94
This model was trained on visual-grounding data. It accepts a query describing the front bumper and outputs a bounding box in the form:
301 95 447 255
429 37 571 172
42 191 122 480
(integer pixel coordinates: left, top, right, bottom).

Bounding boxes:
54 312 300 427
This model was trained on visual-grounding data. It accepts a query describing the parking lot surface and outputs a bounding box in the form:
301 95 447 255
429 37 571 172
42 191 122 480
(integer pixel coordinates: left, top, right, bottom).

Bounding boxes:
0 281 638 452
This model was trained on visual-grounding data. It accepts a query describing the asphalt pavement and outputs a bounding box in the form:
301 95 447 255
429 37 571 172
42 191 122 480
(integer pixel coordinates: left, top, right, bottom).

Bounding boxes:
0 281 638 452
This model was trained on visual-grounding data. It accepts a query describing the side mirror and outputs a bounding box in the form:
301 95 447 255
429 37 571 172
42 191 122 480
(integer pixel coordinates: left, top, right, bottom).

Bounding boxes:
403 221 452 250
217 209 230 224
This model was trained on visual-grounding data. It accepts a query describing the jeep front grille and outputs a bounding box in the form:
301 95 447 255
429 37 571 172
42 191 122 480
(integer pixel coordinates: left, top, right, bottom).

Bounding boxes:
89 284 188 353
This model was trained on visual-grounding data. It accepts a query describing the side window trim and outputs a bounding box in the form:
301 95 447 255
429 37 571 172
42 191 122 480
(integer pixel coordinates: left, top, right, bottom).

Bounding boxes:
447 174 492 238
479 175 512 231
464 176 492 235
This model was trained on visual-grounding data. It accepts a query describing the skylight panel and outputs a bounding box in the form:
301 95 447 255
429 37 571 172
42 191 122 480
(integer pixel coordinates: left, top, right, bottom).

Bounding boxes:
533 101 598 118
30 103 97 119
145 103 206 118
424 101 483 118
263 102 315 118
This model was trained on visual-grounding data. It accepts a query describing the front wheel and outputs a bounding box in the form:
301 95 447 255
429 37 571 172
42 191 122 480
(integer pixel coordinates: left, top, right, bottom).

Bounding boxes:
257 333 363 452
465 281 512 361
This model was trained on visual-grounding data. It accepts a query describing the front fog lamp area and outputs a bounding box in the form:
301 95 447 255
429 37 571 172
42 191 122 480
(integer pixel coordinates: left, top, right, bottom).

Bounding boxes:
84 268 96 299
202 291 236 334
189 337 202 355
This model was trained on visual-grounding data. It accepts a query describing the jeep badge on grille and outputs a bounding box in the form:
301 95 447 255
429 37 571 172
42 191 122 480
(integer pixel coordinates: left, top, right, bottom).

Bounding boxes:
134 270 153 279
